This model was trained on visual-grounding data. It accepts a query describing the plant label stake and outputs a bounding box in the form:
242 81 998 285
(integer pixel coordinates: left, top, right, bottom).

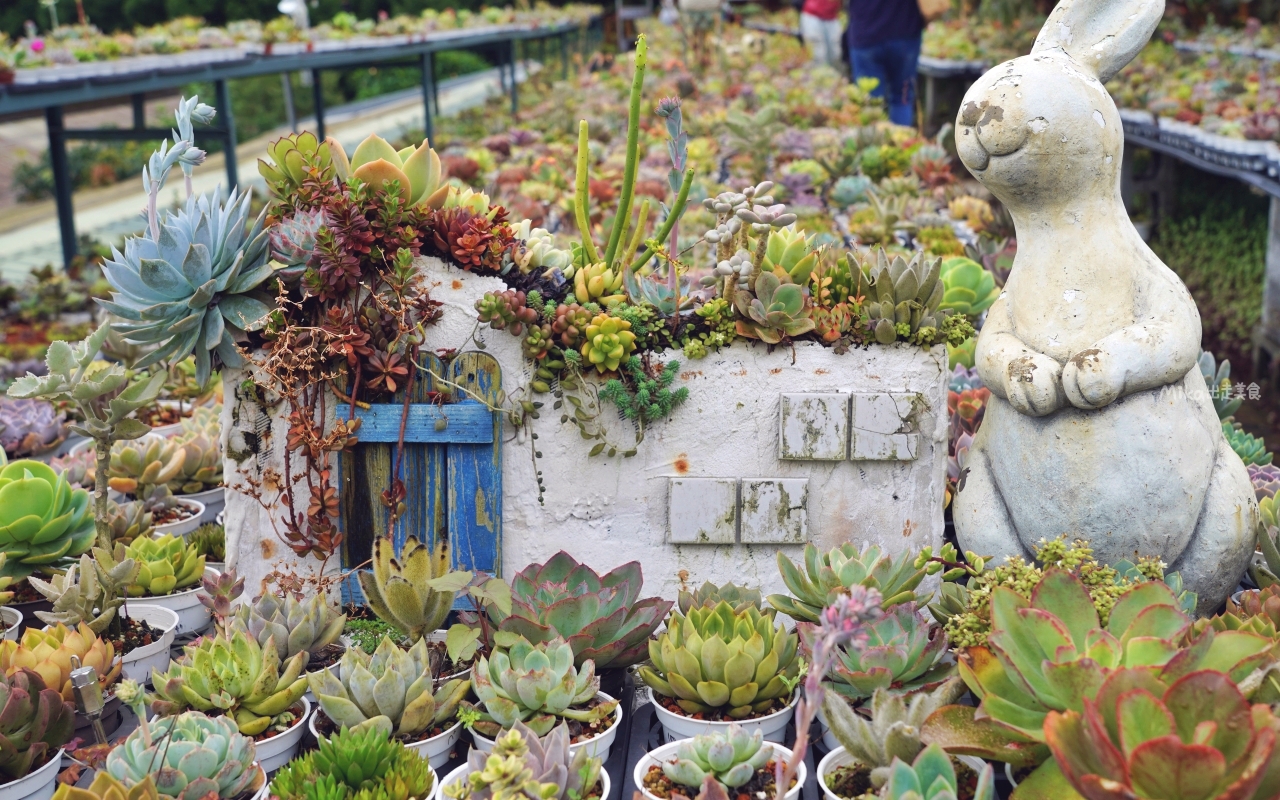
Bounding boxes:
70 655 108 745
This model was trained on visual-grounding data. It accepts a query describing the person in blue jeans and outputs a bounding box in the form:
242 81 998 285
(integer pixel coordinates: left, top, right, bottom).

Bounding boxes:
846 0 923 127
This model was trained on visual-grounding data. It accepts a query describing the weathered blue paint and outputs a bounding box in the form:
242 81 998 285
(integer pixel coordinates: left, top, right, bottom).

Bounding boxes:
354 401 495 444
446 352 503 575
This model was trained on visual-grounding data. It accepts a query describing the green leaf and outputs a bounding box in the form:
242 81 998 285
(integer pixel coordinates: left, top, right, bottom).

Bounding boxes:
426 571 474 594
111 419 153 441
474 577 512 615
46 340 77 378
1009 760 1085 800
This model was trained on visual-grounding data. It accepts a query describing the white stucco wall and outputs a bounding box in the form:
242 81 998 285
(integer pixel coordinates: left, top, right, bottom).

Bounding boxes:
222 257 948 601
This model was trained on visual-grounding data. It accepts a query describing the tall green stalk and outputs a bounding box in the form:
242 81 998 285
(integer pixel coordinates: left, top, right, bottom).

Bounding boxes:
602 34 648 268
574 121 600 264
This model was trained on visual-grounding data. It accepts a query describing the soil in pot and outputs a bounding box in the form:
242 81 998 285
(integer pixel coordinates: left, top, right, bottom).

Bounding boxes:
219 702 307 743
149 503 200 527
653 694 788 723
307 643 345 672
136 405 191 427
642 760 796 800
105 615 164 656
423 638 475 680
312 708 453 748
825 759 982 800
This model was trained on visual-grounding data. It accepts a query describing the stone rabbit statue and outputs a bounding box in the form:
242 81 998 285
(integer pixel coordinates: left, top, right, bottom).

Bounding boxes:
951 0 1258 611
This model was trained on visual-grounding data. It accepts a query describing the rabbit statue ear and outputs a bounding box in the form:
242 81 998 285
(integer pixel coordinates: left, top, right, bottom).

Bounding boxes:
1031 0 1164 82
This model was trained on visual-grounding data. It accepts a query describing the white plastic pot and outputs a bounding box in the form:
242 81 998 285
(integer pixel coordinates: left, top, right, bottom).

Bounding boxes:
133 567 217 634
817 745 987 800
153 499 206 537
0 750 63 800
426 628 472 682
119 604 179 683
635 739 804 800
442 759 608 800
252 696 311 774
309 712 463 770
2 608 21 641
246 766 269 800
180 487 224 523
648 688 797 744
470 692 622 761
817 705 838 751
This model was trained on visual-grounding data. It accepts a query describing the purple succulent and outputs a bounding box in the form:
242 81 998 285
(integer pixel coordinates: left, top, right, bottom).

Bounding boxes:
779 172 821 208
0 398 67 459
1250 463 1280 503
269 208 326 274
507 128 540 147
465 551 673 669
48 448 95 490
948 364 984 393
776 128 813 159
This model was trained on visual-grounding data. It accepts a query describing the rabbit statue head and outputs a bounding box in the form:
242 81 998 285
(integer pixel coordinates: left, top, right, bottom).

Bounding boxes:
956 0 1161 210
949 0 1260 614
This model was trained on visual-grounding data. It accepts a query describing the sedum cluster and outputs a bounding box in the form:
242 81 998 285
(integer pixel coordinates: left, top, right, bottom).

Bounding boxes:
270 726 436 800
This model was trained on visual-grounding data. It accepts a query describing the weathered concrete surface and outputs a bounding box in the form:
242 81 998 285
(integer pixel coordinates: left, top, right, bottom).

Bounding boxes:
418 258 948 600
952 0 1258 612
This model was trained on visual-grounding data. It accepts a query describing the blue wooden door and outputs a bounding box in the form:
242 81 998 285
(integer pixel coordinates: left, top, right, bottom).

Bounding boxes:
339 351 503 604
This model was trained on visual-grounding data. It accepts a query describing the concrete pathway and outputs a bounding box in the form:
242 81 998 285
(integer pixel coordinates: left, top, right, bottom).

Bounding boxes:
0 62 533 280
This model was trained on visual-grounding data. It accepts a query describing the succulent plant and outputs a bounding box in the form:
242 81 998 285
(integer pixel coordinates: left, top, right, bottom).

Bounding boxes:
475 290 538 335
169 432 222 494
921 569 1280 767
824 603 954 703
28 552 139 634
107 433 184 496
270 726 435 800
859 249 945 344
663 724 774 791
949 366 982 397
768 543 929 623
471 552 672 669
0 460 95 580
189 522 225 561
733 272 815 344
270 208 325 272
198 568 243 633
258 131 350 198
116 533 205 597
513 221 573 276
761 228 818 285
53 770 162 800
106 711 265 800
883 744 994 800
1045 670 1280 800
149 629 309 735
0 622 121 702
573 263 626 307
579 314 637 372
822 678 965 788
0 668 74 781
1224 420 1273 466
938 257 998 317
677 581 765 615
1252 463 1280 503
470 635 614 738
445 720 602 800
104 499 153 545
346 134 448 208
98 181 277 389
358 536 459 643
49 449 96 491
231 591 345 661
1200 349 1244 421
639 601 800 718
830 175 872 208
308 635 470 739
0 398 67 460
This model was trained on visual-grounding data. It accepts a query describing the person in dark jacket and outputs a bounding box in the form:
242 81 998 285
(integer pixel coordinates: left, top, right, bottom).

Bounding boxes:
846 0 923 126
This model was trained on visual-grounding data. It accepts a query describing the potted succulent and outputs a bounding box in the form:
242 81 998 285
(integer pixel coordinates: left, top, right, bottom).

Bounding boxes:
440 721 607 800
767 543 932 623
270 725 437 800
169 407 224 522
460 551 672 695
26 552 178 682
0 556 21 641
108 681 267 800
0 669 75 800
639 601 800 743
100 534 210 634
817 679 970 799
0 399 68 463
188 522 225 572
0 461 97 631
358 535 508 677
633 724 805 800
148 630 310 773
466 635 621 761
307 636 469 769
814 603 954 749
231 590 346 675
861 745 994 800
105 435 206 536
0 621 123 738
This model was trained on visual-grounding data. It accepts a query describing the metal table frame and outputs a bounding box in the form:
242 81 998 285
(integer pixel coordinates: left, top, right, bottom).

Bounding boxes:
0 15 603 265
